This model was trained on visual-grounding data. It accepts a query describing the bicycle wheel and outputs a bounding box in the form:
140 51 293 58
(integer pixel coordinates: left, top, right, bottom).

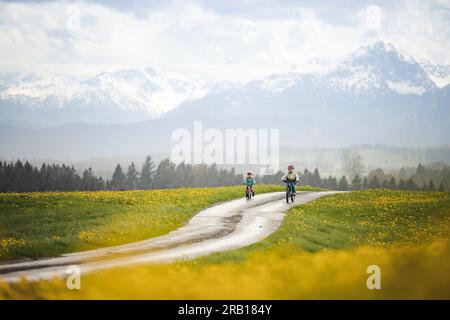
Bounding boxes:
286 189 290 203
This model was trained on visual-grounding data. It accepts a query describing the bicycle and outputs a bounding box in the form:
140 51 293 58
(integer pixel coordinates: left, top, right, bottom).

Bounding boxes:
244 184 254 200
283 180 297 204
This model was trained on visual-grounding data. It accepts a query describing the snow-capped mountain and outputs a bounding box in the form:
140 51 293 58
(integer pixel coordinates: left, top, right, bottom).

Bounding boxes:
161 41 449 149
254 41 438 97
0 68 206 127
0 41 449 131
326 41 437 95
165 41 448 119
420 60 450 89
1 41 449 159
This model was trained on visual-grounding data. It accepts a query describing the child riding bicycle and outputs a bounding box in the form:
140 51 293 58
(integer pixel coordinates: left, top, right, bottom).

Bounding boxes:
281 165 300 194
244 172 256 196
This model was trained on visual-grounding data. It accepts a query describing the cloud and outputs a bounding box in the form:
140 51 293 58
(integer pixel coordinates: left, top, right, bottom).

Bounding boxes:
0 0 448 81
378 0 450 64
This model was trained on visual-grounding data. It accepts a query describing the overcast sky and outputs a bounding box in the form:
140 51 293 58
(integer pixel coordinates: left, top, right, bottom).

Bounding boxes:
1 0 449 81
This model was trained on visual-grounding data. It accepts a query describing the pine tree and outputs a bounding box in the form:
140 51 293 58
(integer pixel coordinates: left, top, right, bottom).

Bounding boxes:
369 176 380 189
415 164 427 187
126 162 139 190
338 176 349 191
39 163 47 191
97 176 105 190
154 159 176 189
110 164 126 190
207 164 220 187
388 177 397 190
0 161 4 192
327 176 338 190
231 168 244 185
139 156 155 189
301 169 311 186
23 161 35 191
362 177 369 189
81 168 96 191
312 168 321 187
438 182 445 192
427 180 435 192
324 175 338 190
175 162 194 188
351 174 362 190
405 178 418 191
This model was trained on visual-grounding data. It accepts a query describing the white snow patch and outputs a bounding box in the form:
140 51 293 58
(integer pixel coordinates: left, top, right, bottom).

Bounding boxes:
387 80 426 95
425 74 450 89
328 67 378 94
259 74 302 94
0 70 207 117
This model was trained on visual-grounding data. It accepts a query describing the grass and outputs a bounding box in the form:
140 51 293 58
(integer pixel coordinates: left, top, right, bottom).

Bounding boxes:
0 184 289 260
1 189 449 299
194 189 450 264
3 241 449 299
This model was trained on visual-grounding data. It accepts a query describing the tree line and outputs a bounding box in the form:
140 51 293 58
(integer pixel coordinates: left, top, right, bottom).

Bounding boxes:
338 150 449 191
260 164 449 192
0 157 244 192
322 167 447 192
108 157 244 190
0 161 105 192
0 157 448 193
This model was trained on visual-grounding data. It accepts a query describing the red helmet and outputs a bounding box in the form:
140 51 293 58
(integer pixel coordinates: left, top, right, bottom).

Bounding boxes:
288 165 294 170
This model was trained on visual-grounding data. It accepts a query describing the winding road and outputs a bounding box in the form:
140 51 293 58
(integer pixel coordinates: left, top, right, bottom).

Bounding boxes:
0 191 340 282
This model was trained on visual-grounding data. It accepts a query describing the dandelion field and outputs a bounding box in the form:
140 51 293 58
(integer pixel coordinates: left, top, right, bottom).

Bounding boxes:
0 185 285 260
1 189 449 299
196 190 450 263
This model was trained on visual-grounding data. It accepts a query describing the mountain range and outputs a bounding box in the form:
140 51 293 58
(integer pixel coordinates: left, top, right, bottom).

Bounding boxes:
0 68 206 128
0 41 449 160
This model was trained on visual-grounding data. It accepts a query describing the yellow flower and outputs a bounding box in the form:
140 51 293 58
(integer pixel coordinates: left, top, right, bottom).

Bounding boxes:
78 231 96 241
0 238 26 252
